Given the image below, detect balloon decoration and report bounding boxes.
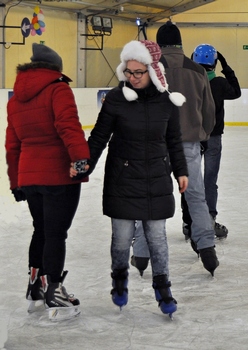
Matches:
[30,6,45,36]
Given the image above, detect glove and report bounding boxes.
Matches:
[200,141,208,155]
[217,51,227,69]
[12,188,26,202]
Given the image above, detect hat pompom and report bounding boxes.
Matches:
[122,84,138,101]
[168,92,186,107]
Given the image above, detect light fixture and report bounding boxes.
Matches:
[136,17,141,26]
[91,16,103,33]
[90,16,113,36]
[102,17,112,35]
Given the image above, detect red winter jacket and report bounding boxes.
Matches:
[5,62,90,190]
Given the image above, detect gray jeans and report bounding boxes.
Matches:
[111,218,169,278]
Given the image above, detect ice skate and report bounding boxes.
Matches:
[110,269,128,310]
[199,246,219,276]
[26,267,45,313]
[215,222,228,239]
[43,271,80,322]
[153,275,177,319]
[131,255,149,276]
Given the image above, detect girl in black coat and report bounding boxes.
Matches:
[71,40,188,318]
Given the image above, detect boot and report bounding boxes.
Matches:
[153,274,177,319]
[43,271,80,321]
[214,222,228,239]
[26,267,45,313]
[131,255,149,276]
[110,269,128,309]
[199,246,219,276]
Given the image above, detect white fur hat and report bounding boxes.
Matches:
[116,40,186,106]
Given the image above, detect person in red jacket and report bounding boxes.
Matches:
[5,43,90,322]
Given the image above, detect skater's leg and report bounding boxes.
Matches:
[204,135,228,238]
[111,219,135,271]
[42,184,81,281]
[110,219,135,308]
[131,221,150,275]
[42,184,81,320]
[143,219,169,278]
[143,220,177,317]
[25,190,45,275]
[183,142,215,249]
[203,135,221,219]
[133,220,150,258]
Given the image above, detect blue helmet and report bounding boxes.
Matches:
[193,44,217,66]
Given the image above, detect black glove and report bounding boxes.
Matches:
[12,188,26,202]
[200,141,208,155]
[217,51,227,69]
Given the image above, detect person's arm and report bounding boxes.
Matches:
[52,83,90,162]
[71,89,117,179]
[5,114,21,190]
[166,104,188,179]
[217,51,241,100]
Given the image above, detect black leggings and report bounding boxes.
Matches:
[22,184,81,282]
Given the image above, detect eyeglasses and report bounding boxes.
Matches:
[123,69,148,79]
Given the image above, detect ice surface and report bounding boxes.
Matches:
[0,127,248,350]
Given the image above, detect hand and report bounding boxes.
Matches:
[12,188,26,202]
[217,51,227,69]
[70,162,90,180]
[178,176,188,194]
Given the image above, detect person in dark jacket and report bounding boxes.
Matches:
[71,40,188,319]
[181,44,241,240]
[132,22,220,278]
[5,43,90,322]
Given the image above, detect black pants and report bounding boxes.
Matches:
[22,184,81,282]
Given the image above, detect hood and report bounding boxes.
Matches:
[13,62,71,102]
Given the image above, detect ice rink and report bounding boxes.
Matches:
[0,126,248,350]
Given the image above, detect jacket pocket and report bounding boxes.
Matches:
[116,160,129,185]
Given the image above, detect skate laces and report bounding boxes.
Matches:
[60,285,76,301]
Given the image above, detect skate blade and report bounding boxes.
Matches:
[47,306,81,322]
[27,299,45,313]
[215,235,228,240]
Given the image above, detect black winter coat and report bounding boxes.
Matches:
[209,65,241,136]
[88,82,188,220]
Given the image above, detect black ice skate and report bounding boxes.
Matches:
[153,275,177,320]
[215,222,228,239]
[199,246,219,276]
[43,271,80,321]
[111,269,128,310]
[131,255,149,276]
[26,267,45,313]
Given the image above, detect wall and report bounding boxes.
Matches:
[3,0,248,88]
